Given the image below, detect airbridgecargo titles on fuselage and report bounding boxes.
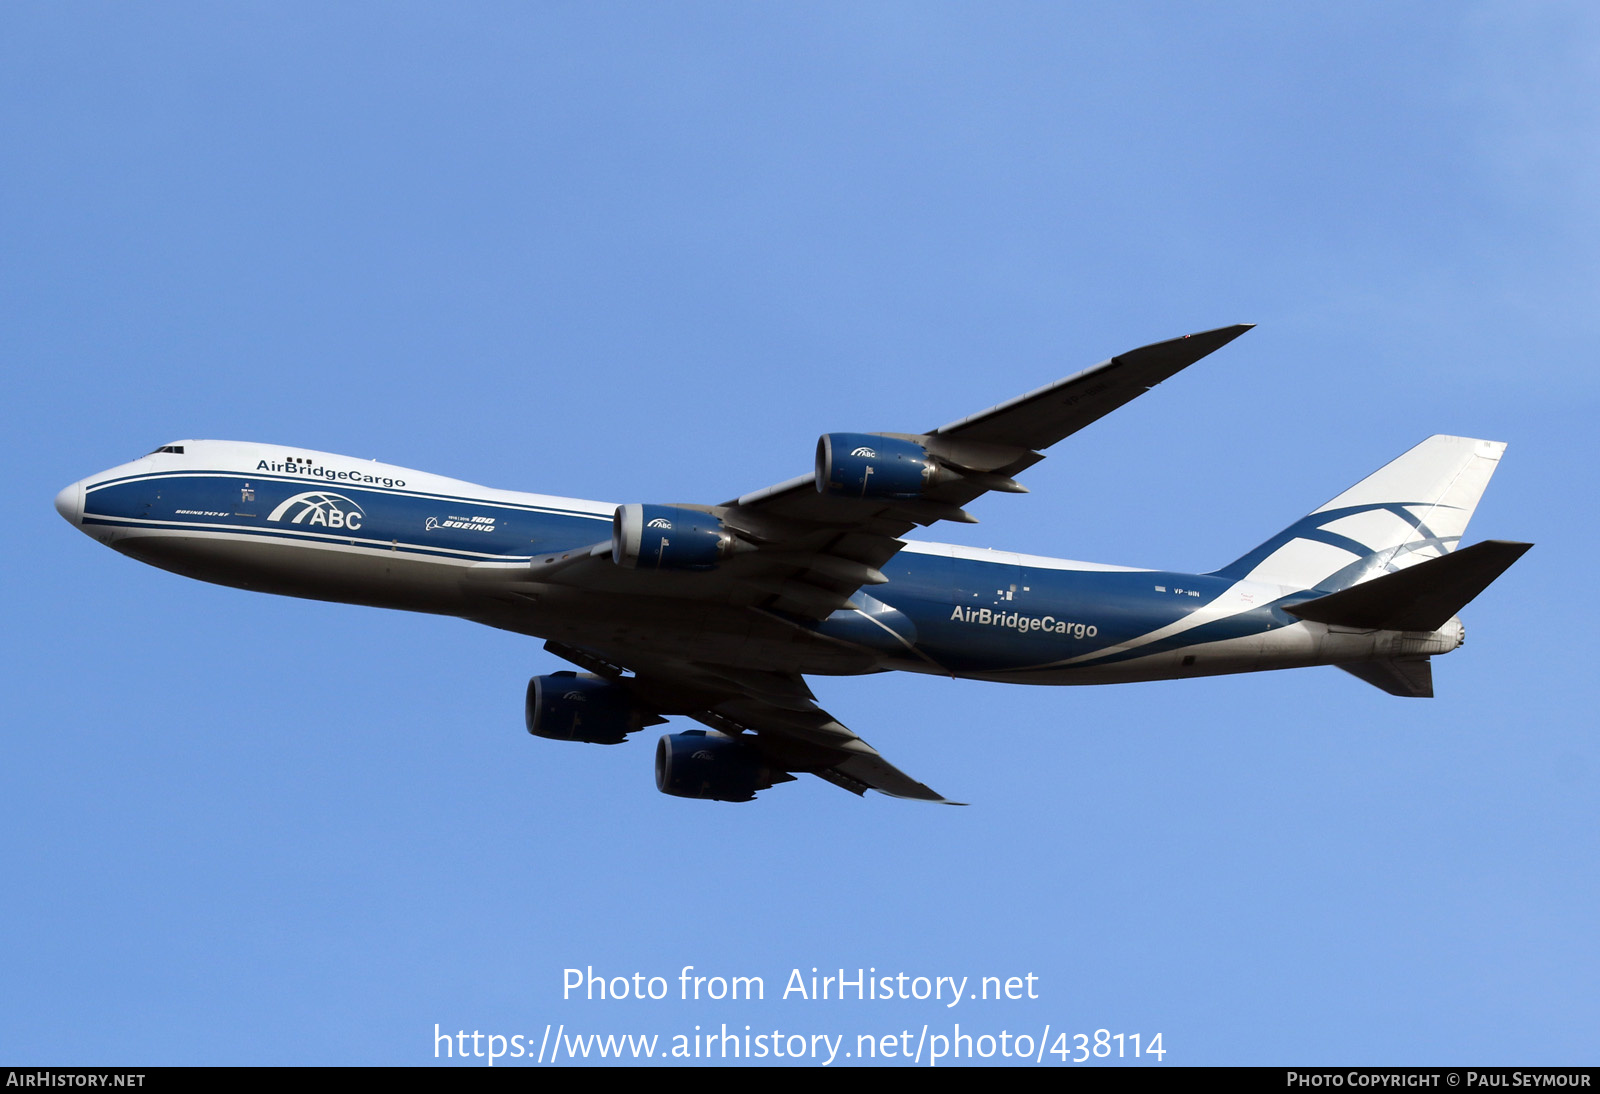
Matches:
[255,458,407,490]
[55,325,1531,805]
[949,606,1098,639]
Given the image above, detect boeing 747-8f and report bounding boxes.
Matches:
[55,326,1529,803]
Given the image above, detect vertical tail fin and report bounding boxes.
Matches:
[1211,436,1507,592]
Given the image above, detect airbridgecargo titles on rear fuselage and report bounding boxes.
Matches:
[55,324,1531,804]
[949,606,1098,639]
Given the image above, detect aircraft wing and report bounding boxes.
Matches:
[490,326,1251,801]
[545,640,960,803]
[932,323,1255,449]
[737,321,1255,530]
[510,324,1253,622]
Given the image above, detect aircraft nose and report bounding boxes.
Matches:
[54,480,84,526]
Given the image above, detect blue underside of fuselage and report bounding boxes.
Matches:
[82,470,1300,678]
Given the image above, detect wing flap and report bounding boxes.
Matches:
[829,751,962,803]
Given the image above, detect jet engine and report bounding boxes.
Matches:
[612,504,740,571]
[816,433,941,500]
[654,730,784,802]
[525,672,640,744]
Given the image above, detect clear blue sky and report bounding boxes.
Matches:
[4,2,1594,1066]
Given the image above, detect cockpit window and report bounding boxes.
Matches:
[147,445,185,455]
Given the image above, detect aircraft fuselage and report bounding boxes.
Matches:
[56,440,1461,689]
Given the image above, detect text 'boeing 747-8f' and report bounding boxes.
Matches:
[55,325,1530,804]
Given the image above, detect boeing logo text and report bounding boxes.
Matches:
[55,326,1530,803]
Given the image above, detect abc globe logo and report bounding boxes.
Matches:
[266,491,365,531]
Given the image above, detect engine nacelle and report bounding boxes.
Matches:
[526,672,638,744]
[613,504,737,571]
[655,731,779,802]
[816,433,939,500]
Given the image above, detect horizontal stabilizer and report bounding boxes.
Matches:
[1340,659,1434,698]
[1286,540,1532,631]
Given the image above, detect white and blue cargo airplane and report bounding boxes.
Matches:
[56,325,1529,804]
